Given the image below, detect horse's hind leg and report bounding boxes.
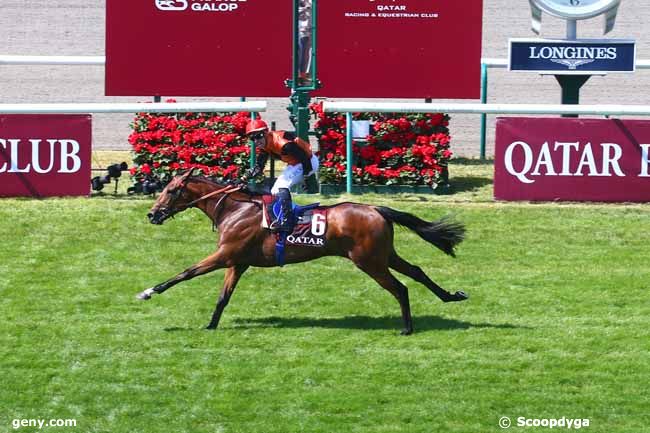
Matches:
[351,256,414,335]
[206,265,248,330]
[389,252,467,302]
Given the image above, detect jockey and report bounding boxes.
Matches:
[240,119,319,232]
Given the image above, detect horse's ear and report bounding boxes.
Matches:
[178,170,193,184]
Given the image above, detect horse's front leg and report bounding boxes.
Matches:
[206,264,249,330]
[136,250,229,300]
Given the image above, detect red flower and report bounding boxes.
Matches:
[364,164,382,177]
[359,146,381,164]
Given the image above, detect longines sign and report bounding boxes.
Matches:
[509,38,636,73]
[0,115,91,197]
[495,117,650,202]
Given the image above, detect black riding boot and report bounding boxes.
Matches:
[271,188,293,233]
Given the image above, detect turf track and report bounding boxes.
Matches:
[1,163,649,432]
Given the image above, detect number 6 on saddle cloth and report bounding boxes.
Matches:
[261,194,327,266]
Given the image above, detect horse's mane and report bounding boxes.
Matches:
[187,176,264,199]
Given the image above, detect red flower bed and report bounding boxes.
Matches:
[129,102,253,184]
[311,102,452,187]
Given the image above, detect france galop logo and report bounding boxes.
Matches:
[155,0,188,11]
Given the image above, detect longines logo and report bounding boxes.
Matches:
[510,38,635,73]
[155,0,247,13]
[529,45,617,70]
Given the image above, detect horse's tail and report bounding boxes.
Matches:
[374,206,465,257]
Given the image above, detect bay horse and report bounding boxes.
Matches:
[138,171,468,335]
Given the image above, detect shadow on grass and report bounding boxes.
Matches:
[451,157,495,166]
[447,176,492,194]
[229,315,522,333]
[446,158,494,195]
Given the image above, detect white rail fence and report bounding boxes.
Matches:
[4,55,650,193]
[0,55,266,113]
[323,101,650,193]
[0,101,267,114]
[0,55,105,65]
[323,101,650,116]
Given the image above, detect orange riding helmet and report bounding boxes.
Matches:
[245,119,269,136]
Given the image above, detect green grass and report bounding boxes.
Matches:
[1,159,649,433]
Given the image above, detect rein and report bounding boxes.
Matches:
[185,185,241,208]
[184,184,242,231]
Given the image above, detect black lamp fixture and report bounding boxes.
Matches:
[127,176,164,196]
[91,162,129,193]
[107,162,129,178]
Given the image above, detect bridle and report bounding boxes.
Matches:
[156,183,241,223]
[185,184,241,208]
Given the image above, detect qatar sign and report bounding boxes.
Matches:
[105,0,292,97]
[316,0,483,98]
[495,117,650,202]
[0,115,91,197]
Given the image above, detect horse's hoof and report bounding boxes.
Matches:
[205,325,217,331]
[454,291,469,301]
[136,288,155,301]
[400,328,413,336]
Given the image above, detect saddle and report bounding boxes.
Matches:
[261,195,328,266]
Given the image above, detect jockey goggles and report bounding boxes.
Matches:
[249,131,266,141]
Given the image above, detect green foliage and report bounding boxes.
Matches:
[310,102,453,188]
[128,107,253,185]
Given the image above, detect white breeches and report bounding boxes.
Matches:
[271,155,319,194]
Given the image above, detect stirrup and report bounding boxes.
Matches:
[269,218,290,232]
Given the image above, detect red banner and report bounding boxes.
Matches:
[105,0,292,97]
[0,115,91,198]
[316,0,483,99]
[495,117,650,202]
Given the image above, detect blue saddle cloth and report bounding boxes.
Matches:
[264,195,320,266]
[269,200,319,225]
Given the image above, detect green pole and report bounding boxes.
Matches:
[289,0,311,143]
[479,62,488,160]
[270,121,276,180]
[346,112,353,194]
[556,75,591,118]
[310,0,318,89]
[287,0,319,193]
[292,0,300,91]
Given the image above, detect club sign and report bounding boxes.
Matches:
[495,117,650,202]
[0,115,91,198]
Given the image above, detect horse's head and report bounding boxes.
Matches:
[147,171,195,225]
